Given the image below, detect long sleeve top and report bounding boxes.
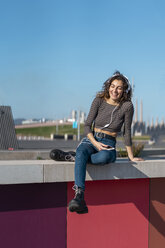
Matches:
[84,97,134,146]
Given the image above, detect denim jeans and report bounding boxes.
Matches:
[74,134,116,190]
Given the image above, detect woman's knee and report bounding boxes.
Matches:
[76,144,89,156]
[99,152,112,164]
[76,145,92,163]
[91,150,116,164]
[76,142,95,155]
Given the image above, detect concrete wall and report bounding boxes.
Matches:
[67,179,149,248]
[149,178,165,248]
[0,160,165,247]
[0,183,67,248]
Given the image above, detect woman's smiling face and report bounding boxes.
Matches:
[109,79,124,102]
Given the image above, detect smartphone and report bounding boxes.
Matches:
[106,145,115,150]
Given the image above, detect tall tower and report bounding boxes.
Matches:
[161,118,164,127]
[131,78,134,98]
[80,111,86,123]
[71,110,77,121]
[151,117,154,127]
[135,99,138,122]
[140,100,143,123]
[155,117,159,127]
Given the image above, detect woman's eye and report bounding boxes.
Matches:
[110,85,123,90]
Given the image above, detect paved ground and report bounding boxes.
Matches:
[18,139,79,150]
[17,140,165,150]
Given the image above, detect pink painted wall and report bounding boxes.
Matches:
[149,178,165,248]
[0,183,67,248]
[1,177,165,247]
[67,179,149,248]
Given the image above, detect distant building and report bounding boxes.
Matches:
[132,99,165,138]
[22,119,41,125]
[67,110,86,124]
[71,110,77,121]
[22,118,46,125]
[80,111,86,123]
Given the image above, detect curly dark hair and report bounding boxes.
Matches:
[97,71,132,104]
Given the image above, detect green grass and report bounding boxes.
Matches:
[132,135,150,140]
[15,124,150,140]
[118,143,144,157]
[117,135,150,141]
[15,124,84,137]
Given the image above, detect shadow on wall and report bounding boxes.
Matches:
[149,178,165,239]
[86,162,165,239]
[0,183,67,212]
[0,182,67,248]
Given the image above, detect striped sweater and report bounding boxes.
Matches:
[84,97,134,146]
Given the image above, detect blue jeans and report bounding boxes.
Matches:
[74,134,116,190]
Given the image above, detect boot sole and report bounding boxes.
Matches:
[68,205,88,214]
[76,207,88,214]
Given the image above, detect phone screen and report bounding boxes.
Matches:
[106,146,115,150]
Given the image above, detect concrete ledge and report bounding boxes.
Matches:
[0,160,44,184]
[0,159,165,185]
[0,150,50,160]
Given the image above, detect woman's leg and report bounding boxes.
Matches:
[75,141,96,190]
[69,139,96,213]
[69,137,116,213]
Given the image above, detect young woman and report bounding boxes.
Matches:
[50,71,143,214]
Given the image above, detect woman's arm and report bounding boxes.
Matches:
[123,102,144,161]
[84,97,101,136]
[126,145,144,161]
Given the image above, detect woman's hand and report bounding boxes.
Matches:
[126,146,144,162]
[129,157,144,162]
[87,133,110,151]
[94,141,109,151]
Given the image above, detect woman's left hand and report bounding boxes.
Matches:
[130,157,144,162]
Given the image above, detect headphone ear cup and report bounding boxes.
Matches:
[126,83,131,93]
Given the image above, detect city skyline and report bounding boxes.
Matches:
[0,0,165,123]
[14,101,164,129]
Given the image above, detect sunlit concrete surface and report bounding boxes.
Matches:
[0,159,165,184]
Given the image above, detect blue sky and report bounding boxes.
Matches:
[0,0,165,124]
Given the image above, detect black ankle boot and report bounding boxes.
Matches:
[49,149,75,162]
[68,186,88,214]
[68,151,76,157]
